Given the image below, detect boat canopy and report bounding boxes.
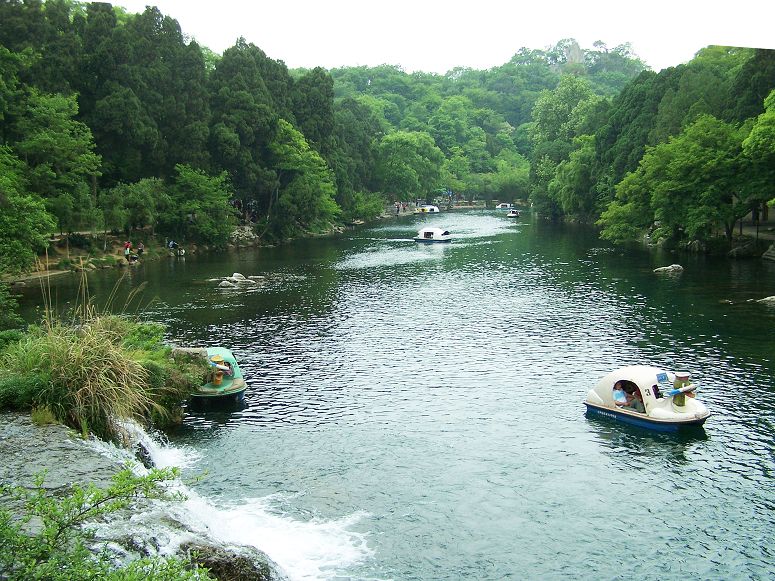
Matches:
[589,365,671,411]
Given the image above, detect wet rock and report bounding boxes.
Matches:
[727,241,759,259]
[218,280,237,288]
[229,226,260,248]
[757,296,775,305]
[0,413,121,492]
[180,542,285,581]
[653,264,683,273]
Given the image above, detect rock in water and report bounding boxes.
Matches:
[653,264,683,273]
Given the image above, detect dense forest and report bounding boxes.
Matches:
[1,0,774,277]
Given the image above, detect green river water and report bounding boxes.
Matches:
[16,210,775,580]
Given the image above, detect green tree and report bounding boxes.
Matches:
[599,114,748,243]
[156,164,235,246]
[0,146,56,273]
[375,131,444,200]
[13,90,101,232]
[208,38,279,219]
[742,89,775,205]
[267,119,340,239]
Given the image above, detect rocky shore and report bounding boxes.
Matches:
[0,412,283,580]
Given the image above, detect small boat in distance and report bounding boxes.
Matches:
[506,209,521,218]
[584,365,710,432]
[414,204,440,214]
[414,227,452,243]
[174,346,247,408]
[495,203,513,209]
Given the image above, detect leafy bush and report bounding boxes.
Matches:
[122,321,166,351]
[0,329,24,350]
[0,371,49,410]
[0,468,214,580]
[0,284,24,331]
[66,232,94,250]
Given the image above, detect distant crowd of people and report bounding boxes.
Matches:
[122,240,143,263]
[122,238,183,263]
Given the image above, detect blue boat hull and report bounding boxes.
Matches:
[584,403,708,433]
[189,388,245,411]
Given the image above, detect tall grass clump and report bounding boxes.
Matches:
[0,317,155,440]
[0,272,207,440]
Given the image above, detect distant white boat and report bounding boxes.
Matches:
[414,204,440,214]
[414,227,452,243]
[506,209,520,218]
[495,203,513,209]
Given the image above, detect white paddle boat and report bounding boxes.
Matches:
[584,365,710,432]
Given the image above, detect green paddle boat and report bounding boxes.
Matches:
[175,346,247,408]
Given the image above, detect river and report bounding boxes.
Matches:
[15,210,775,580]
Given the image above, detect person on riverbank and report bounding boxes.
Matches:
[123,243,132,262]
[137,242,144,256]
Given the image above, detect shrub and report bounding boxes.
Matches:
[0,468,214,580]
[0,371,49,410]
[0,284,24,331]
[122,321,166,351]
[0,329,24,350]
[30,406,57,425]
[0,321,154,440]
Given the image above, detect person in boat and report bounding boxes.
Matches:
[208,354,233,386]
[624,388,646,413]
[613,381,628,407]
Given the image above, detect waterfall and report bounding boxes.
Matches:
[88,419,372,580]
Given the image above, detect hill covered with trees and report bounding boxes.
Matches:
[1,0,774,276]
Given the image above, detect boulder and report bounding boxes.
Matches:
[653,264,683,273]
[727,242,759,259]
[218,280,237,288]
[757,296,775,305]
[179,542,282,581]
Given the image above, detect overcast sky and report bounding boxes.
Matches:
[114,0,773,73]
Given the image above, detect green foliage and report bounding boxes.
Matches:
[742,88,775,202]
[268,119,341,239]
[0,468,214,580]
[0,283,24,331]
[30,405,57,425]
[121,321,166,351]
[0,371,48,410]
[13,90,102,233]
[0,314,198,440]
[341,191,386,223]
[375,131,444,199]
[156,164,236,246]
[0,147,56,274]
[599,114,749,243]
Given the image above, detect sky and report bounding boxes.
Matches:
[114,0,773,73]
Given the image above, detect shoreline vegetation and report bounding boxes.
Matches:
[0,273,284,579]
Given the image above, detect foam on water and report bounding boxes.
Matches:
[90,420,372,580]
